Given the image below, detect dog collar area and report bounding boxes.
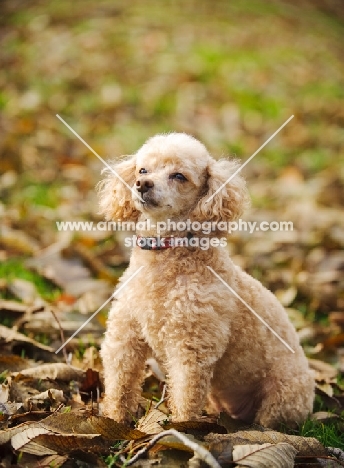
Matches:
[137,232,194,250]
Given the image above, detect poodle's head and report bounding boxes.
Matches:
[98,133,249,225]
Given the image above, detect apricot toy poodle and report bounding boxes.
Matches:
[98,133,314,428]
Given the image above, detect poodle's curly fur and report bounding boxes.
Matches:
[98,133,314,428]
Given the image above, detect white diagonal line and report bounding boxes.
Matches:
[206,115,294,203]
[55,266,144,354]
[207,266,295,353]
[56,114,144,202]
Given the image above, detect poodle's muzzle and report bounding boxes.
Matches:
[135,177,158,206]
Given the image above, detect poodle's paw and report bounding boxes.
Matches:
[101,396,131,424]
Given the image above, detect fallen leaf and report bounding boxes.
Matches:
[82,346,102,369]
[322,333,344,351]
[316,382,334,398]
[0,300,29,315]
[166,419,227,435]
[34,454,68,468]
[0,324,54,354]
[67,243,118,282]
[27,250,112,299]
[38,412,145,440]
[26,389,65,406]
[137,409,167,434]
[329,312,344,328]
[8,278,43,305]
[0,226,40,255]
[275,287,297,307]
[12,363,84,381]
[311,411,341,423]
[0,380,10,404]
[79,367,102,401]
[207,439,233,465]
[11,425,57,455]
[0,412,146,456]
[205,430,326,457]
[308,358,338,381]
[154,433,200,453]
[233,442,297,468]
[0,402,23,417]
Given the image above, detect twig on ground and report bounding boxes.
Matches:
[122,428,221,468]
[154,384,167,410]
[49,307,68,364]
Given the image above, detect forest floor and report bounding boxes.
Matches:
[1,1,344,466]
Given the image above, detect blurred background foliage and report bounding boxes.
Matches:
[0,0,344,357]
[1,2,344,459]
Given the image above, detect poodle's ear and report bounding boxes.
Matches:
[191,159,250,223]
[97,155,139,222]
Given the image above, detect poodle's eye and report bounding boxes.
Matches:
[139,168,147,174]
[169,173,187,182]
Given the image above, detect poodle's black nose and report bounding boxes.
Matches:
[136,178,154,194]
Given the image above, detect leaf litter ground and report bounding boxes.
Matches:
[1,0,344,466]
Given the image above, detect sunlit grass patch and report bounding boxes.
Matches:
[299,418,344,451]
[22,182,61,208]
[0,258,60,301]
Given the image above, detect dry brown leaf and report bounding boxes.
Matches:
[0,300,29,314]
[166,419,228,435]
[0,324,54,353]
[275,287,297,307]
[27,250,112,302]
[0,226,40,254]
[68,242,118,282]
[0,422,28,446]
[0,380,10,404]
[154,433,200,453]
[79,367,102,399]
[322,334,344,351]
[11,426,57,454]
[0,354,32,373]
[137,408,167,434]
[12,363,84,381]
[329,312,344,327]
[82,346,102,369]
[35,454,68,468]
[316,382,334,397]
[205,430,326,457]
[0,412,147,456]
[26,250,90,292]
[312,411,340,422]
[308,358,338,381]
[17,431,104,456]
[207,439,233,465]
[0,402,23,417]
[233,442,297,468]
[8,278,43,305]
[40,412,145,440]
[26,389,65,405]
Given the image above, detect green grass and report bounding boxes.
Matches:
[22,182,61,208]
[299,418,344,450]
[0,258,60,301]
[0,370,8,384]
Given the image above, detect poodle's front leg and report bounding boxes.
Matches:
[166,351,214,422]
[101,310,149,423]
[164,312,229,421]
